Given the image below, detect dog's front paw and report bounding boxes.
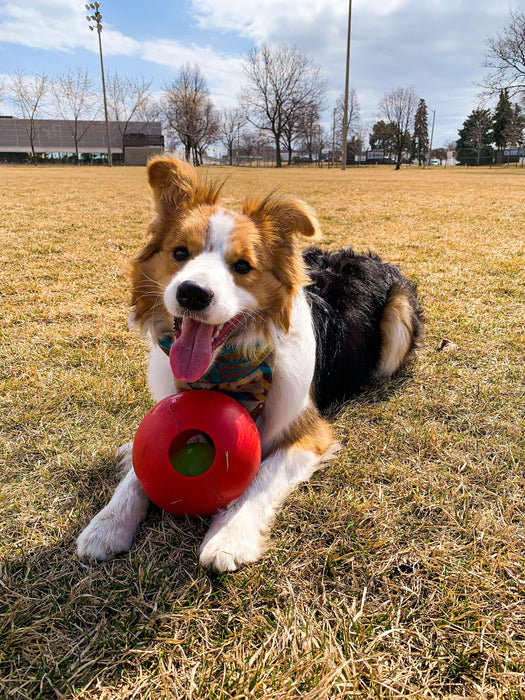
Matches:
[199,521,266,572]
[77,510,136,562]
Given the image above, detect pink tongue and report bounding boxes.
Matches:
[169,319,216,382]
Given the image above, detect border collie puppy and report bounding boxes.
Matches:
[77,156,422,572]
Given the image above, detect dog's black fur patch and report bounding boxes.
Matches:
[303,246,423,410]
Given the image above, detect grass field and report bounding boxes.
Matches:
[0,163,524,699]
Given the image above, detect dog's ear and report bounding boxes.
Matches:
[242,196,320,238]
[147,155,222,217]
[243,196,318,334]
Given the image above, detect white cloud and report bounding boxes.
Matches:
[0,0,139,55]
[141,39,244,103]
[0,0,242,106]
[191,0,348,44]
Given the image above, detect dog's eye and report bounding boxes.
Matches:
[173,246,189,262]
[233,259,252,274]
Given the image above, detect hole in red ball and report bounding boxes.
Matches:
[168,430,216,477]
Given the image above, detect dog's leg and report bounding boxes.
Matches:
[199,442,336,572]
[76,443,150,561]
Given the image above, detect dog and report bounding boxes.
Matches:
[77,155,423,572]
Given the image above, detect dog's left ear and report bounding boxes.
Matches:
[242,197,320,238]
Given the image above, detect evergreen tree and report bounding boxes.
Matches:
[413,98,429,166]
[492,89,513,163]
[456,108,494,166]
[506,104,525,147]
[502,103,525,162]
[369,120,396,157]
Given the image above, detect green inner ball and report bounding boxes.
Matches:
[169,443,215,477]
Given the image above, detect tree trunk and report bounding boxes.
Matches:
[395,147,402,170]
[275,135,282,168]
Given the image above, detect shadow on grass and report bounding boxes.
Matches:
[0,449,226,698]
[322,364,419,421]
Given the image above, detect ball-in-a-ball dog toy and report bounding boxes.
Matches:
[132,390,261,516]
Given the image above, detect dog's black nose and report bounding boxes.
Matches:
[176,281,214,311]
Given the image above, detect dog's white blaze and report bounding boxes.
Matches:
[207,211,235,256]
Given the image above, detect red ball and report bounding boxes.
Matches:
[132,390,261,517]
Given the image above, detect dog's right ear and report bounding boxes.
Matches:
[147,155,222,217]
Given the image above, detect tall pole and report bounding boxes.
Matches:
[331,107,336,166]
[341,0,353,171]
[96,27,112,167]
[86,2,112,166]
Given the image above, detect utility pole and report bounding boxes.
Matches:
[331,107,336,166]
[85,2,112,166]
[341,0,353,171]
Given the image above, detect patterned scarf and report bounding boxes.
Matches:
[158,337,273,421]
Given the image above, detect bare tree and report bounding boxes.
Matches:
[219,107,245,165]
[241,43,326,167]
[378,86,418,170]
[239,128,272,163]
[296,105,324,162]
[51,68,100,164]
[334,88,360,151]
[281,112,298,166]
[483,8,525,101]
[347,126,367,164]
[445,140,457,158]
[106,72,158,140]
[163,64,219,166]
[194,99,220,165]
[8,71,49,165]
[430,147,447,163]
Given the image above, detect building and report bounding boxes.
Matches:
[0,117,164,165]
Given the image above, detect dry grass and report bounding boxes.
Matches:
[0,163,524,699]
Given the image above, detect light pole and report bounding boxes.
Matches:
[331,107,336,166]
[85,2,112,166]
[341,0,352,171]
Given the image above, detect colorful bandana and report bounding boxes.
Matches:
[158,337,273,421]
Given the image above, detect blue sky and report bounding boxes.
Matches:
[0,0,518,148]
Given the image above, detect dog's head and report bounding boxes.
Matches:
[130,155,320,382]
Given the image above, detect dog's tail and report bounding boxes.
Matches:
[375,281,423,378]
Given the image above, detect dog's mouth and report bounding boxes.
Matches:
[169,314,243,382]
